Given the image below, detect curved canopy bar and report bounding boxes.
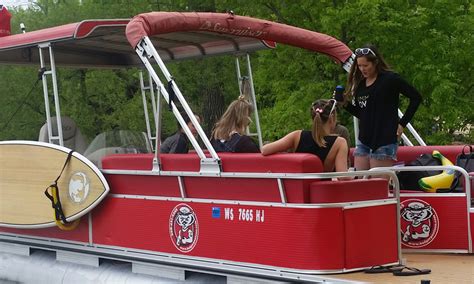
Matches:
[126,12,352,65]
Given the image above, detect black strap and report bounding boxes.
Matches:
[167,79,176,110]
[44,150,74,224]
[220,133,242,152]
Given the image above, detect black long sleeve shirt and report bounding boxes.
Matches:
[345,71,422,150]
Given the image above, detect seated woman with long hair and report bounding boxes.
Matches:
[210,96,259,153]
[261,99,348,172]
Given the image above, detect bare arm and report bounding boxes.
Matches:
[334,137,349,172]
[261,130,301,156]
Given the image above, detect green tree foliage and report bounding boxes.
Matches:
[0,0,472,146]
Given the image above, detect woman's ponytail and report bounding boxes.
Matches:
[310,99,334,147]
[311,107,326,147]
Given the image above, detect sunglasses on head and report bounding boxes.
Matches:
[355,48,376,57]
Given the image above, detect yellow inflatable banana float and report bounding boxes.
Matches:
[419,150,455,193]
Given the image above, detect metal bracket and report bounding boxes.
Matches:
[200,158,221,175]
[137,40,154,59]
[342,54,355,73]
[152,157,161,172]
[38,42,51,49]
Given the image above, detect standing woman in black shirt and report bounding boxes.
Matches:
[342,45,422,170]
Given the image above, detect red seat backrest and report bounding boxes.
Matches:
[349,145,465,165]
[396,145,465,165]
[310,178,389,203]
[102,153,324,203]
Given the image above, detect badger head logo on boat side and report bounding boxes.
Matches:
[400,199,439,248]
[169,204,199,253]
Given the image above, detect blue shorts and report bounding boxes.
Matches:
[354,142,398,161]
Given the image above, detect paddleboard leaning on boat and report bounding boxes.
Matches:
[0,10,472,283]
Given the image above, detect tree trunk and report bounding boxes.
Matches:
[202,83,225,137]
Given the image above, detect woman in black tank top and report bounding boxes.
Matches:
[262,99,348,172]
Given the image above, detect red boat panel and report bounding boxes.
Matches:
[91,197,400,270]
[106,174,181,197]
[344,204,399,268]
[310,179,389,203]
[470,210,474,241]
[126,12,352,64]
[183,177,314,203]
[400,196,469,250]
[0,216,90,242]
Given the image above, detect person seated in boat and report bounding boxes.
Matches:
[210,95,259,153]
[160,111,201,154]
[261,99,348,172]
[334,123,350,149]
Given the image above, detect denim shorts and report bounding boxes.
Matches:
[354,142,398,161]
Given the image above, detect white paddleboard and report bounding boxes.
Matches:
[0,140,109,228]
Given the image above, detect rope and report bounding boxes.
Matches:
[0,67,46,132]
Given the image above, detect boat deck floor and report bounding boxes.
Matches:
[328,253,474,283]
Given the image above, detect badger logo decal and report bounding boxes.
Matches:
[400,199,439,248]
[169,204,199,253]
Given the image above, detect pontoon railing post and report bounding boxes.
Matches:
[152,85,162,172]
[38,43,63,147]
[353,117,359,145]
[49,45,63,147]
[135,37,220,173]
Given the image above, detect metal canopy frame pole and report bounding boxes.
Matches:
[234,56,263,149]
[246,54,263,149]
[153,84,163,172]
[235,57,242,94]
[135,37,220,174]
[38,43,63,147]
[139,70,159,150]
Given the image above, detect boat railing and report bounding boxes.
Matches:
[102,166,400,203]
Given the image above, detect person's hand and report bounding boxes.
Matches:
[397,124,404,139]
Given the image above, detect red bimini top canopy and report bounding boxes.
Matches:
[0,15,274,68]
[0,19,133,68]
[126,12,352,65]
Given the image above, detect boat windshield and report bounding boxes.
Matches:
[83,130,152,167]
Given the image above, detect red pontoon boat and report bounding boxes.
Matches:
[0,12,472,283]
